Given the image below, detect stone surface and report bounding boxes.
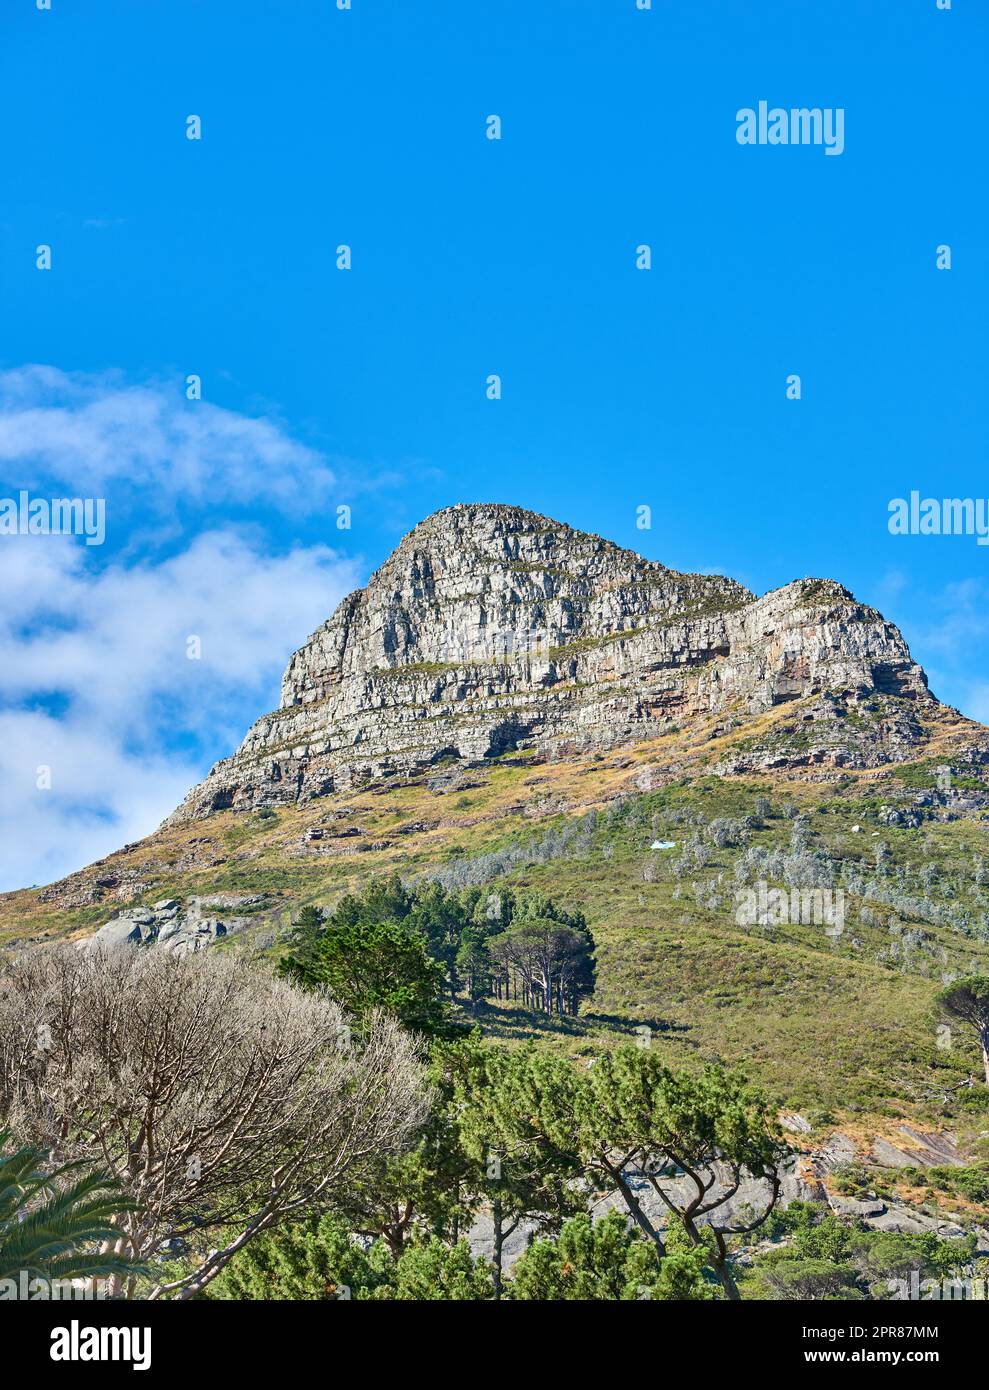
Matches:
[828,1193,887,1218]
[870,1126,964,1169]
[86,897,255,955]
[165,504,938,823]
[867,1208,969,1240]
[814,1132,860,1172]
[466,1153,989,1270]
[88,916,153,950]
[780,1112,813,1134]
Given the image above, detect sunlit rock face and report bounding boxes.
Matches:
[165,503,932,823]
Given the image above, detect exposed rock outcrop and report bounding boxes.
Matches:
[166,503,934,823]
[85,897,257,956]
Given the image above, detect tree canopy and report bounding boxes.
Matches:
[280,875,595,1030]
[935,975,989,1084]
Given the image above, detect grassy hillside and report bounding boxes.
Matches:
[4,697,989,1181]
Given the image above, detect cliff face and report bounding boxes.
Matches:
[166,503,932,823]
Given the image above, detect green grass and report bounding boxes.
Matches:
[891,757,987,792]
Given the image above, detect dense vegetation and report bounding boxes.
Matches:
[739,1202,982,1302]
[280,876,596,1030]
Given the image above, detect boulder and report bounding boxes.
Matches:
[89,917,152,950]
[86,900,249,957]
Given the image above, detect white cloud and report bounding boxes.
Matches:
[895,579,989,723]
[956,683,989,725]
[0,532,358,727]
[0,366,366,893]
[912,579,989,661]
[0,533,361,892]
[0,364,337,510]
[873,568,908,604]
[0,707,199,893]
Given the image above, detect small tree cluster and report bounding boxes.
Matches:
[282,876,595,1024]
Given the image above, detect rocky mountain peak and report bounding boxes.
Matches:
[165,504,933,823]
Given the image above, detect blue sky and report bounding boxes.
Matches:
[0,0,986,889]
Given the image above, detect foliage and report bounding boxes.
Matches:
[375,1237,495,1301]
[282,910,449,1034]
[208,1213,385,1301]
[210,1220,494,1302]
[335,1037,486,1257]
[487,893,596,1014]
[0,944,429,1299]
[0,1132,142,1295]
[742,1200,977,1300]
[935,976,989,1084]
[746,1256,865,1301]
[912,1162,989,1205]
[510,1211,712,1300]
[281,875,595,1026]
[451,1039,585,1297]
[452,1042,787,1300]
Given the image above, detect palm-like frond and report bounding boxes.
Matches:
[0,1130,144,1289]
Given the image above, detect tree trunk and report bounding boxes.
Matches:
[712,1252,741,1301]
[492,1197,505,1301]
[384,1204,411,1260]
[692,1224,740,1301]
[603,1160,666,1256]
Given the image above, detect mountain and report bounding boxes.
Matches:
[6,503,989,1147]
[166,502,937,824]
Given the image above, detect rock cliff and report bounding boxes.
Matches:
[166,503,933,823]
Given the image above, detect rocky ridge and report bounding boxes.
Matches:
[167,504,936,824]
